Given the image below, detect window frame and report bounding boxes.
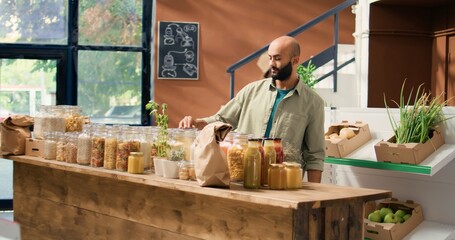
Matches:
[0,0,154,210]
[0,0,153,125]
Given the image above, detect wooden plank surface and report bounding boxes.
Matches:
[14,162,294,240]
[9,155,392,209]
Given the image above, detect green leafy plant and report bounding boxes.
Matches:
[384,81,451,144]
[296,60,317,89]
[145,100,169,158]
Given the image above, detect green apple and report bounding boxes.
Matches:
[402,214,412,221]
[383,213,398,223]
[379,207,393,220]
[368,212,382,223]
[395,209,406,218]
[396,216,404,223]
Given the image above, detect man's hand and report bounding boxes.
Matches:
[178,116,207,129]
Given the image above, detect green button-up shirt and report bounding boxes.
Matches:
[202,78,325,172]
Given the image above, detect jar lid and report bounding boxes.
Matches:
[130,152,144,156]
[270,163,284,169]
[283,162,301,168]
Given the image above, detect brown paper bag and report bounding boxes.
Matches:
[193,122,232,187]
[1,115,34,155]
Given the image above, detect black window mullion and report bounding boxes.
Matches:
[65,0,78,106]
[142,0,153,125]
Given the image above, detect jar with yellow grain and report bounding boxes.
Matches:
[227,133,248,182]
[104,126,119,170]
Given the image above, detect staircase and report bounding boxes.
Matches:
[226,0,358,107]
[313,44,359,107]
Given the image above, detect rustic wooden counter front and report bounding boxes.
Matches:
[9,156,391,240]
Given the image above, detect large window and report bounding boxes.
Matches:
[0,0,153,124]
[0,0,68,45]
[0,0,154,210]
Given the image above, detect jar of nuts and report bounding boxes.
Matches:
[227,133,248,182]
[178,160,196,181]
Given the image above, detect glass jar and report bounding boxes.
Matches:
[168,128,185,162]
[262,138,276,186]
[243,138,262,189]
[227,133,248,182]
[146,127,160,172]
[64,105,84,132]
[55,132,67,161]
[268,163,286,190]
[255,138,267,186]
[178,160,190,180]
[104,126,119,170]
[77,124,92,165]
[47,106,66,133]
[33,105,49,139]
[182,128,197,161]
[284,162,303,189]
[43,131,57,160]
[90,125,106,167]
[187,160,196,181]
[273,138,284,163]
[128,152,144,174]
[219,132,234,161]
[189,130,200,162]
[140,127,156,171]
[65,132,78,164]
[116,127,141,171]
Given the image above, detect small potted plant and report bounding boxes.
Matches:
[375,81,452,164]
[146,100,174,177]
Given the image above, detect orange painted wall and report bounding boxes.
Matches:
[154,0,355,127]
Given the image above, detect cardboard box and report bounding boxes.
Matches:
[25,138,44,157]
[324,121,371,158]
[364,198,424,240]
[374,126,444,165]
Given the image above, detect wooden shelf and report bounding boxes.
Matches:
[325,137,455,176]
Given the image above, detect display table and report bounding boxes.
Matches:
[9,155,391,240]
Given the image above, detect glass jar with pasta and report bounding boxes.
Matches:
[90,125,106,167]
[65,132,78,164]
[104,126,119,170]
[227,133,248,182]
[116,127,141,171]
[64,105,84,132]
[55,132,67,161]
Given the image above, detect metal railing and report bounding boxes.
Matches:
[226,0,357,98]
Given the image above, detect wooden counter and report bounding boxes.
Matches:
[9,155,391,240]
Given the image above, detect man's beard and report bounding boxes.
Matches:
[271,61,293,81]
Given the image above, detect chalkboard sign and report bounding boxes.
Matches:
[158,21,199,80]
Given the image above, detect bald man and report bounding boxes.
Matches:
[179,36,325,183]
